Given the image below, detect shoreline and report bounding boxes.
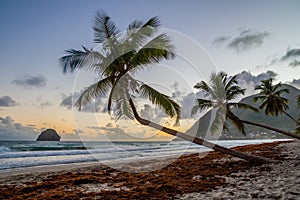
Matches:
[0,139,292,177]
[0,140,298,199]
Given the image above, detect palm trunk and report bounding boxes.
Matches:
[282,110,298,124]
[240,119,300,140]
[127,97,273,163]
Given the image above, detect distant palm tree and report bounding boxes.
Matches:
[192,72,258,135]
[60,11,270,163]
[193,72,300,140]
[254,79,297,123]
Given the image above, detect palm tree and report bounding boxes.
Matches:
[60,11,271,163]
[254,79,297,123]
[193,72,300,140]
[192,72,259,135]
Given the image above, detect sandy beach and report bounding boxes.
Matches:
[0,140,299,199]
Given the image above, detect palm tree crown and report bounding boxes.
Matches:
[60,12,180,124]
[253,78,296,122]
[192,72,258,135]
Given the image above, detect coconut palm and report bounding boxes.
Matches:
[60,11,271,163]
[192,72,259,135]
[193,72,300,140]
[254,78,297,123]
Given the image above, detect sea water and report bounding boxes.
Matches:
[0,139,289,172]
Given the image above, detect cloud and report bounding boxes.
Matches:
[0,96,18,107]
[228,30,270,52]
[281,48,300,61]
[289,60,300,67]
[140,104,156,119]
[280,48,300,67]
[60,92,107,113]
[235,70,278,95]
[12,75,46,88]
[40,101,52,108]
[288,79,300,89]
[213,36,231,47]
[213,29,270,53]
[0,116,39,140]
[35,96,52,108]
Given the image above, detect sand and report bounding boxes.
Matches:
[0,140,298,199]
[178,141,300,199]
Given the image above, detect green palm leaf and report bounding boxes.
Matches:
[139,84,180,125]
[60,46,105,73]
[129,33,175,73]
[228,102,259,113]
[75,76,113,110]
[191,99,214,116]
[93,11,119,44]
[254,78,291,117]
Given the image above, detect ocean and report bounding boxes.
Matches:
[0,139,289,173]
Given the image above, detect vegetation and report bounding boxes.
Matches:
[193,73,300,140]
[60,11,271,163]
[192,72,258,135]
[254,78,297,123]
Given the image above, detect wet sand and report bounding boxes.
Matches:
[0,140,298,199]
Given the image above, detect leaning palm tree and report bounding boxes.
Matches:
[60,11,271,163]
[193,72,300,140]
[254,78,297,123]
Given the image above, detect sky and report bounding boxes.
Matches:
[0,0,300,141]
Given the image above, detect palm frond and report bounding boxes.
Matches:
[93,11,119,44]
[113,92,134,120]
[75,76,113,110]
[253,94,266,103]
[228,102,259,112]
[274,88,289,96]
[194,81,212,96]
[125,17,161,49]
[226,109,246,135]
[60,46,105,73]
[208,106,226,135]
[129,33,175,72]
[191,99,213,116]
[226,85,245,101]
[225,75,238,91]
[139,84,180,125]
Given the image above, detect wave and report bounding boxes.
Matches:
[0,146,11,152]
[9,146,87,151]
[0,144,198,159]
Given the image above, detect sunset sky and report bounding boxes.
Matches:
[0,0,300,141]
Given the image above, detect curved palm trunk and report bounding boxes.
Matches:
[240,119,300,140]
[282,110,298,124]
[127,97,273,163]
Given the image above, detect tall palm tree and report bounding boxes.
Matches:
[60,11,271,163]
[254,79,297,123]
[193,72,300,140]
